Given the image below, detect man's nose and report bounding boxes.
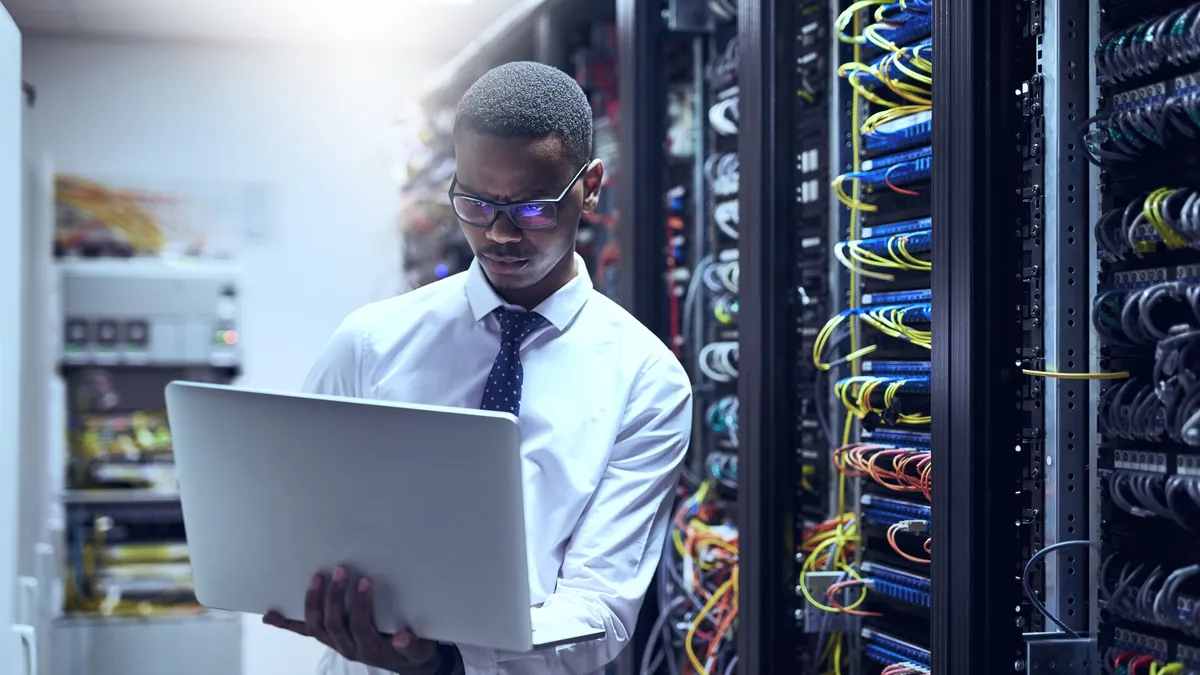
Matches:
[486,214,523,244]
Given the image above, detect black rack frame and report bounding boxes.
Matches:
[616,0,667,328]
[736,0,800,671]
[930,1,1027,673]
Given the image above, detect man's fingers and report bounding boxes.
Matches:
[262,611,309,636]
[304,573,334,646]
[323,566,356,655]
[391,630,437,664]
[347,577,387,653]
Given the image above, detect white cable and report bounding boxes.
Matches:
[708,96,739,136]
[717,261,739,293]
[714,200,739,239]
[698,341,739,382]
[702,263,727,293]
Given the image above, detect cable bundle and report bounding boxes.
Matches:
[708,96,740,137]
[813,304,932,370]
[834,376,931,427]
[1094,319,1200,445]
[1100,555,1200,642]
[1107,651,1191,675]
[839,39,932,109]
[55,175,169,255]
[641,482,738,675]
[834,229,932,280]
[713,200,739,239]
[1083,89,1200,166]
[707,452,738,486]
[1106,468,1200,533]
[798,514,873,672]
[835,443,931,500]
[1096,189,1200,259]
[706,396,739,448]
[698,342,739,382]
[705,38,739,88]
[1095,4,1200,85]
[881,664,931,675]
[704,153,740,198]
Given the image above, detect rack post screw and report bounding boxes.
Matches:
[1015,660,1025,671]
[794,609,805,621]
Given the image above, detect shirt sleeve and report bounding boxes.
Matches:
[302,312,368,397]
[456,354,693,675]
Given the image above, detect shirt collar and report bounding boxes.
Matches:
[465,252,593,331]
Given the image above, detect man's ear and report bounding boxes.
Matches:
[581,159,605,213]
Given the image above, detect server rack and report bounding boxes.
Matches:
[618,1,1135,674]
[732,0,1083,673]
[1088,1,1200,673]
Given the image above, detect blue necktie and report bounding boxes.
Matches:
[480,308,546,416]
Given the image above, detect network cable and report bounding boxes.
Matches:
[834,229,931,279]
[699,341,739,382]
[835,375,931,427]
[713,200,740,239]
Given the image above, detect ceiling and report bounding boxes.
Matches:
[2,0,515,59]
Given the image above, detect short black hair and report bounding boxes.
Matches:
[454,61,593,166]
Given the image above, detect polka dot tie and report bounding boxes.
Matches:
[480,308,546,416]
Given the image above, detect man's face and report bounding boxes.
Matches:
[451,130,603,291]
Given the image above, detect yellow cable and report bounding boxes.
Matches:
[1022,369,1131,380]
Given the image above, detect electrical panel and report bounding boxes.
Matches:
[1088,1,1200,673]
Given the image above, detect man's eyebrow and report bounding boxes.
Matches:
[455,183,552,202]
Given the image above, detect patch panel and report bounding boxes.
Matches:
[860,360,931,375]
[1112,628,1171,662]
[860,145,931,172]
[836,374,930,393]
[862,429,931,449]
[857,158,932,191]
[860,11,932,59]
[1180,643,1200,670]
[863,110,932,154]
[860,216,932,238]
[861,628,931,668]
[844,229,931,257]
[855,40,934,94]
[1105,264,1200,290]
[861,288,931,305]
[861,494,932,522]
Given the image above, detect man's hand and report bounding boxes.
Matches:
[262,565,458,675]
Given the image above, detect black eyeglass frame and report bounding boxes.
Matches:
[447,162,591,230]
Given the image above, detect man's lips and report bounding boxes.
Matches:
[481,254,529,273]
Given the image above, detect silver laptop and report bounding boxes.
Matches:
[164,381,605,652]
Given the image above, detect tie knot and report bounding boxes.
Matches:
[494,308,546,343]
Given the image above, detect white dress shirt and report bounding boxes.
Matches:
[304,254,693,675]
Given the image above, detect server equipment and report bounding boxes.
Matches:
[1088,1,1200,673]
[617,0,1093,673]
[49,259,243,675]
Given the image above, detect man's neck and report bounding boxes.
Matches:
[496,253,577,311]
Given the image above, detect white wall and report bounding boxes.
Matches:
[22,37,441,675]
[0,5,23,675]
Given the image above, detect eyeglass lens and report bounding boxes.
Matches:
[452,196,558,229]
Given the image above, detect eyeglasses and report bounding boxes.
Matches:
[448,162,590,230]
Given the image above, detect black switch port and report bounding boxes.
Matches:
[65,319,90,346]
[95,320,119,347]
[124,320,149,347]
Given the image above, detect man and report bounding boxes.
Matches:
[262,61,693,675]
